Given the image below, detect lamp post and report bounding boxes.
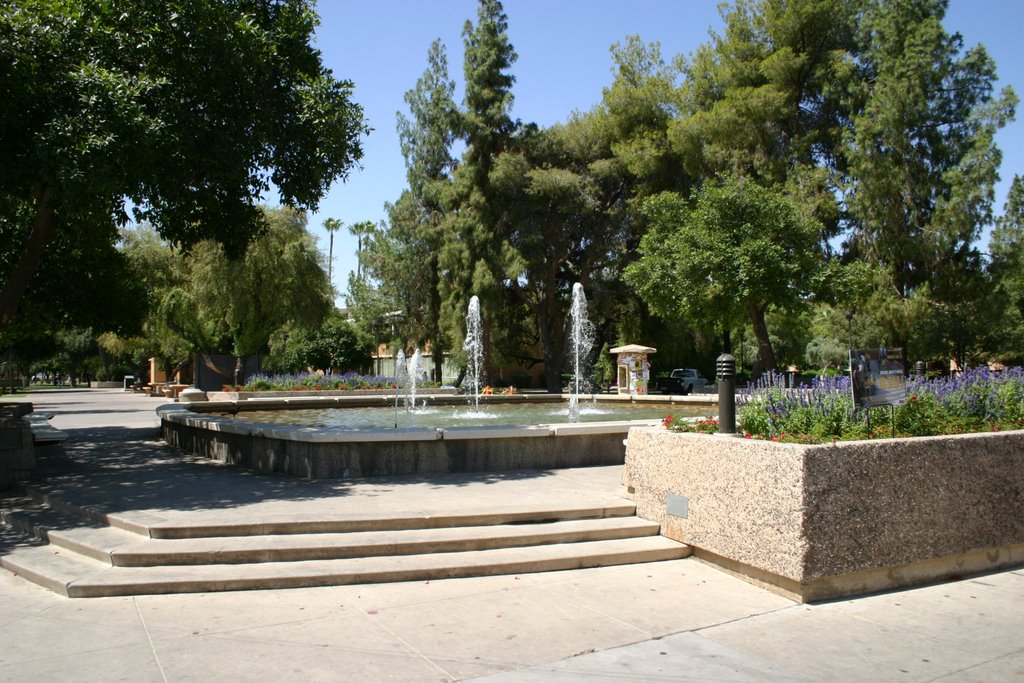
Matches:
[716,353,737,435]
[844,309,854,372]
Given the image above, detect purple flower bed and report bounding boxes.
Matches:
[228,372,444,392]
[666,367,1024,442]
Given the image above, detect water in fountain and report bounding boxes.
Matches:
[567,282,596,423]
[393,349,407,428]
[464,295,484,412]
[407,348,424,411]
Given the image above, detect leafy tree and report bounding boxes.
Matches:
[0,207,147,352]
[95,331,147,382]
[54,327,96,386]
[189,207,331,381]
[626,177,823,372]
[122,208,330,384]
[267,312,370,375]
[347,199,440,353]
[488,121,631,391]
[120,224,200,378]
[0,0,367,331]
[438,0,519,376]
[987,175,1024,363]
[843,0,1016,350]
[805,335,847,373]
[350,38,461,382]
[597,36,687,198]
[673,0,856,242]
[583,39,713,367]
[394,39,458,380]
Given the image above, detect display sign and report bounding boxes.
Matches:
[850,347,907,408]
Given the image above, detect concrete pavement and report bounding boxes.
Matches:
[0,388,1021,681]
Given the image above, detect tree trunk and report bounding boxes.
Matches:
[747,301,777,375]
[0,183,57,330]
[432,345,444,385]
[537,304,563,394]
[429,255,444,383]
[197,352,233,379]
[482,315,494,387]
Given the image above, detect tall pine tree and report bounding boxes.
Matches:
[395,39,458,381]
[844,0,1016,324]
[438,0,520,376]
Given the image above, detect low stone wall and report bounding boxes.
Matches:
[161,405,651,479]
[623,427,1024,602]
[206,387,460,401]
[0,403,35,490]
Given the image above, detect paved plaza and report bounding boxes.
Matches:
[0,389,1021,681]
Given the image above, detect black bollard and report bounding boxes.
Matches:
[915,361,925,378]
[717,353,736,435]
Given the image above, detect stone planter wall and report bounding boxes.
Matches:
[160,404,649,479]
[206,388,459,401]
[0,403,34,490]
[623,427,1024,602]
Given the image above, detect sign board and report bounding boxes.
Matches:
[850,347,907,408]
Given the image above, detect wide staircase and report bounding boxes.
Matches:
[0,483,689,598]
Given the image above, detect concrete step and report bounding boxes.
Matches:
[2,488,689,599]
[17,483,638,538]
[3,499,663,565]
[0,495,82,541]
[141,503,642,539]
[0,542,111,597]
[108,517,663,566]
[1,536,691,598]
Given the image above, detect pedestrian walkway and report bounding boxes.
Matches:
[0,389,1021,681]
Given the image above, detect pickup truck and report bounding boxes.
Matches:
[652,368,710,395]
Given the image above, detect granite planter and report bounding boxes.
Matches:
[205,388,459,401]
[623,426,1024,602]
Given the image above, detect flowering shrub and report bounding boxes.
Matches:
[663,415,719,434]
[738,372,861,441]
[662,366,1024,444]
[227,372,442,392]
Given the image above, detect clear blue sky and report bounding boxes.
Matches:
[306,0,1024,304]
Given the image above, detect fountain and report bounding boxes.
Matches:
[393,349,407,428]
[407,348,424,411]
[567,283,596,422]
[464,295,484,412]
[158,289,713,480]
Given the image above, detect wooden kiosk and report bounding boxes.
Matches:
[609,344,656,396]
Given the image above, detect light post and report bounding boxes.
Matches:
[844,309,854,372]
[716,353,737,435]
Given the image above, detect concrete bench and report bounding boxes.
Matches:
[26,414,68,444]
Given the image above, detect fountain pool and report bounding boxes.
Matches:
[159,395,715,480]
[220,399,687,430]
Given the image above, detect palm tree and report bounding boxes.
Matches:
[348,220,375,278]
[322,218,343,286]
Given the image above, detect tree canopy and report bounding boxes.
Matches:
[626,177,823,372]
[42,0,1015,387]
[120,207,331,378]
[344,0,1020,384]
[0,0,368,330]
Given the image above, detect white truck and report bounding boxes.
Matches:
[652,368,710,395]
